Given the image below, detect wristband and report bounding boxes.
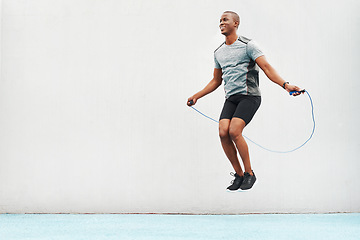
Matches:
[282,82,289,89]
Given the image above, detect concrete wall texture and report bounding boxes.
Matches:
[1,0,359,214]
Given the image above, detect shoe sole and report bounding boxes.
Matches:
[226,189,249,193]
[240,182,256,190]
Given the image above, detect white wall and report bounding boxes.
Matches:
[1,0,359,214]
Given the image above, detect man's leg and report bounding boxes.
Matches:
[219,119,244,176]
[228,117,253,175]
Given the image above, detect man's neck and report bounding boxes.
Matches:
[225,32,238,45]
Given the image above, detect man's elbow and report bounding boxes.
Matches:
[260,62,271,72]
[261,63,274,77]
[214,77,222,86]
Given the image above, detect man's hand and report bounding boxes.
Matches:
[187,97,197,106]
[285,83,303,96]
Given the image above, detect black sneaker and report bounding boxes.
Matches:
[227,172,244,191]
[240,170,256,190]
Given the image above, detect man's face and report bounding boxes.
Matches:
[219,13,238,36]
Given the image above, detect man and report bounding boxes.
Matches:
[187,11,302,191]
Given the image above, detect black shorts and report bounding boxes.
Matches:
[219,94,261,125]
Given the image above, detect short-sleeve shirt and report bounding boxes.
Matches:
[214,36,264,98]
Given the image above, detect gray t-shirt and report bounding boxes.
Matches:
[214,36,264,98]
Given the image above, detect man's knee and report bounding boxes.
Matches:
[229,128,242,141]
[219,127,230,140]
[219,120,231,140]
[229,118,245,141]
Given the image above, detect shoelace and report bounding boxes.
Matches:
[230,172,235,184]
[229,172,242,184]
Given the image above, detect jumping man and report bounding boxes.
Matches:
[187,11,302,191]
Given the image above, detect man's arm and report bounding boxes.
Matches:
[187,68,223,106]
[255,56,302,96]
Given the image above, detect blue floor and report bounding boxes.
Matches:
[0,213,359,240]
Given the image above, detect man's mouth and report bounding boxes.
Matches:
[220,26,225,31]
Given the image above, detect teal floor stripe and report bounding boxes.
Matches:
[0,213,359,240]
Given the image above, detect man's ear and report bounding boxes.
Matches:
[234,21,239,28]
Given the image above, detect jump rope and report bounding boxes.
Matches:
[188,90,315,153]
